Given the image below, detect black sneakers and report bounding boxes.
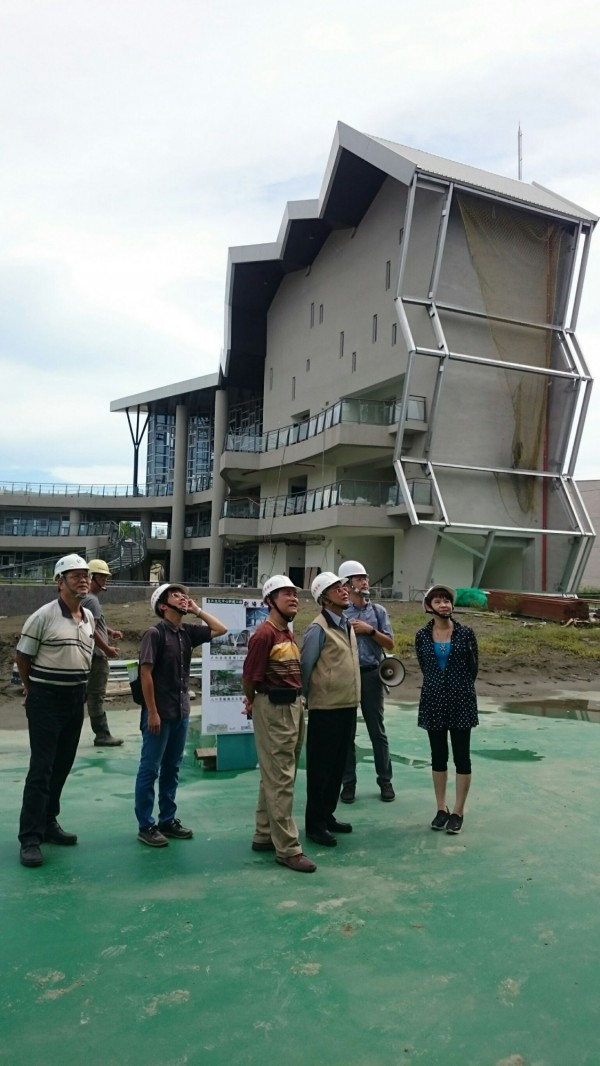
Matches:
[446,813,464,835]
[340,784,355,804]
[431,808,450,831]
[380,782,395,802]
[158,818,193,840]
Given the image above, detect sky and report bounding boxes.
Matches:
[1,0,599,487]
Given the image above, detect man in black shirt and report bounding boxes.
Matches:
[134,583,227,847]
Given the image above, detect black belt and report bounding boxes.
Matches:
[360,665,379,673]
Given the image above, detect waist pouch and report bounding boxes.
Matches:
[267,688,299,705]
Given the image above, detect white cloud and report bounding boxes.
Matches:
[0,0,598,485]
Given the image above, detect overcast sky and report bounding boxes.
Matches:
[1,0,598,488]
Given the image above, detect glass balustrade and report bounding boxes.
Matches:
[221,478,432,519]
[224,396,426,454]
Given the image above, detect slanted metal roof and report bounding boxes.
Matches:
[110,372,219,414]
[369,134,598,223]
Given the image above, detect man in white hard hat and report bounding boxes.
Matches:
[15,554,95,868]
[242,576,316,873]
[300,572,360,848]
[81,559,124,746]
[134,583,227,847]
[338,560,395,804]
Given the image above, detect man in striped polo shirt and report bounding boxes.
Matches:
[15,554,95,868]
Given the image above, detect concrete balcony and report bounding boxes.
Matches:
[219,479,433,539]
[220,397,427,479]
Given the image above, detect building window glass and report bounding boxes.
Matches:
[292,376,296,400]
[306,358,310,372]
[310,302,315,327]
[392,322,397,346]
[351,352,357,373]
[339,331,344,358]
[269,367,273,391]
[319,303,324,324]
[372,314,378,343]
[385,260,391,290]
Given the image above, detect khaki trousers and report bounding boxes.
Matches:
[251,693,304,859]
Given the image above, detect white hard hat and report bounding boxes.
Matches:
[54,554,89,579]
[262,575,297,601]
[338,560,368,580]
[88,558,112,576]
[311,571,347,604]
[423,584,456,609]
[150,582,188,617]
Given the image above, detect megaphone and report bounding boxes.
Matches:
[378,655,406,688]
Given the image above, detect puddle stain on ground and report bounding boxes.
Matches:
[499,697,600,723]
[474,748,544,762]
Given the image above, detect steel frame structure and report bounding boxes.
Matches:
[391,172,595,593]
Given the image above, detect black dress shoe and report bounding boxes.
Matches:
[43,822,78,846]
[306,830,338,847]
[327,819,353,834]
[20,844,43,867]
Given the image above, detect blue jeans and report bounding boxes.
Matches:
[134,712,189,830]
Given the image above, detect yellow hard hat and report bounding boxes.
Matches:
[88,559,112,576]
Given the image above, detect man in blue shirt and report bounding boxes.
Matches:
[338,561,395,804]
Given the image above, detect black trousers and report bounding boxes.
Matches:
[305,707,357,835]
[19,684,85,845]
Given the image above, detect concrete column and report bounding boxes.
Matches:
[69,508,81,536]
[139,512,152,541]
[402,526,438,600]
[209,389,228,585]
[169,404,188,583]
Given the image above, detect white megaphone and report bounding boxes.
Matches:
[378,655,406,688]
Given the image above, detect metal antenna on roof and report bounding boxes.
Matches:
[517,122,523,180]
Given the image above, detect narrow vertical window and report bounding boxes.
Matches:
[339,331,344,358]
[391,323,397,346]
[385,260,391,290]
[398,226,404,245]
[310,302,315,327]
[269,367,273,390]
[351,351,357,373]
[306,358,310,372]
[292,376,296,400]
[319,303,324,324]
[372,314,378,343]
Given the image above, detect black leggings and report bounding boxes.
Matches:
[428,729,472,775]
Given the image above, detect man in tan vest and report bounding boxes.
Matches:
[301,572,361,847]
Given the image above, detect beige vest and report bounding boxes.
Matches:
[307,612,361,710]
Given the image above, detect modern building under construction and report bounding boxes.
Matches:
[2,122,596,592]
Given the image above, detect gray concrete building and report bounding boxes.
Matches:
[2,123,597,592]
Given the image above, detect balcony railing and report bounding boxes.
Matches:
[0,476,212,500]
[224,396,426,454]
[0,519,118,538]
[222,478,432,519]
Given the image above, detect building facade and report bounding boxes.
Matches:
[2,123,597,592]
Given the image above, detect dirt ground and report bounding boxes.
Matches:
[2,597,599,730]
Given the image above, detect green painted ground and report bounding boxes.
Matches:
[1,696,599,1066]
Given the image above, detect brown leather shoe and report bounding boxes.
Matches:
[276,852,317,873]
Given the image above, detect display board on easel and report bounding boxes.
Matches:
[200,597,268,768]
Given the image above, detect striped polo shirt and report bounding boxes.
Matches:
[17,597,95,687]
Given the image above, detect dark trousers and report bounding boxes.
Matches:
[428,728,472,775]
[343,668,392,787]
[19,684,85,845]
[305,707,357,835]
